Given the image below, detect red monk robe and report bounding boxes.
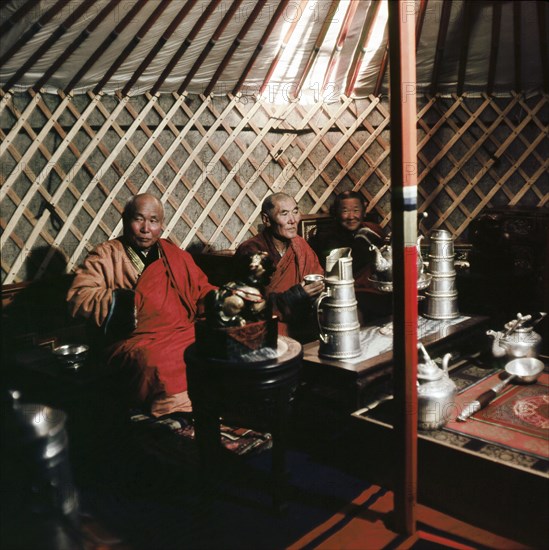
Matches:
[67,238,215,415]
[236,231,323,342]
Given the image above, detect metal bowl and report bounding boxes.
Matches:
[52,344,89,369]
[505,357,545,384]
[368,273,432,294]
[368,277,393,293]
[304,274,324,284]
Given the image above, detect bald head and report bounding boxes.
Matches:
[123,194,164,251]
[123,194,163,222]
[261,192,300,241]
[261,193,294,215]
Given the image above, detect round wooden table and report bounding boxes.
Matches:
[185,336,303,511]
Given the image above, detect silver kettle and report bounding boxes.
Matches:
[417,345,456,430]
[486,312,545,360]
[369,236,425,282]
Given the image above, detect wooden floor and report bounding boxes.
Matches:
[80,485,532,550]
[288,489,532,550]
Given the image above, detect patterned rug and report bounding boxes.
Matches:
[128,412,273,466]
[445,371,549,460]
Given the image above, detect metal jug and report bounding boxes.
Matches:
[417,345,457,430]
[1,390,81,548]
[316,248,361,360]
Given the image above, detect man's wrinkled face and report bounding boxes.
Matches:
[336,198,364,232]
[124,197,164,251]
[263,197,301,240]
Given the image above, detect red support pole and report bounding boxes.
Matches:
[388,0,418,536]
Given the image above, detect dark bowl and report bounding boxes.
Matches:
[52,344,89,368]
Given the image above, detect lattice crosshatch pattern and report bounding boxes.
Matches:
[1,91,548,284]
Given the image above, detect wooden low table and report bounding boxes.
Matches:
[185,336,303,512]
[302,314,490,412]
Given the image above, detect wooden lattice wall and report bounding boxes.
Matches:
[1,90,548,284]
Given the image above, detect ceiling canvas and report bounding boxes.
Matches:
[1,0,547,101]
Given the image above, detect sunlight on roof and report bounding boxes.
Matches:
[362,1,388,70]
[259,0,389,104]
[259,1,315,103]
[260,0,346,104]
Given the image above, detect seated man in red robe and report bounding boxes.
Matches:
[235,192,324,342]
[67,193,216,417]
[308,190,391,322]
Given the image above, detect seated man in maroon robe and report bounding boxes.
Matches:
[308,190,391,322]
[67,193,216,417]
[235,193,324,342]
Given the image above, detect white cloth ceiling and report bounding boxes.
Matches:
[0,0,547,102]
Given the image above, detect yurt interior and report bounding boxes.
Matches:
[1,1,548,549]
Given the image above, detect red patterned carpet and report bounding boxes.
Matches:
[446,371,549,459]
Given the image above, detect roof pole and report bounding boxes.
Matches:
[388,0,418,536]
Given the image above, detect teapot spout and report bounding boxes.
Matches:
[486,329,506,358]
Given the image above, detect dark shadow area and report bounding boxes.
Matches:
[457,207,549,352]
[73,393,392,550]
[190,249,236,288]
[185,242,206,256]
[1,247,87,364]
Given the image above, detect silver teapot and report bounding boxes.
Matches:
[370,242,392,281]
[486,312,545,360]
[370,236,425,282]
[417,344,456,430]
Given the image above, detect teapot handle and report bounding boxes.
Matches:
[315,291,329,344]
[442,353,452,373]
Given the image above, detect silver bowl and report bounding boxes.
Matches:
[505,357,545,384]
[52,344,89,370]
[368,273,432,293]
[304,274,324,284]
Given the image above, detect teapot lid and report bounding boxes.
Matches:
[326,247,353,280]
[417,360,444,381]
